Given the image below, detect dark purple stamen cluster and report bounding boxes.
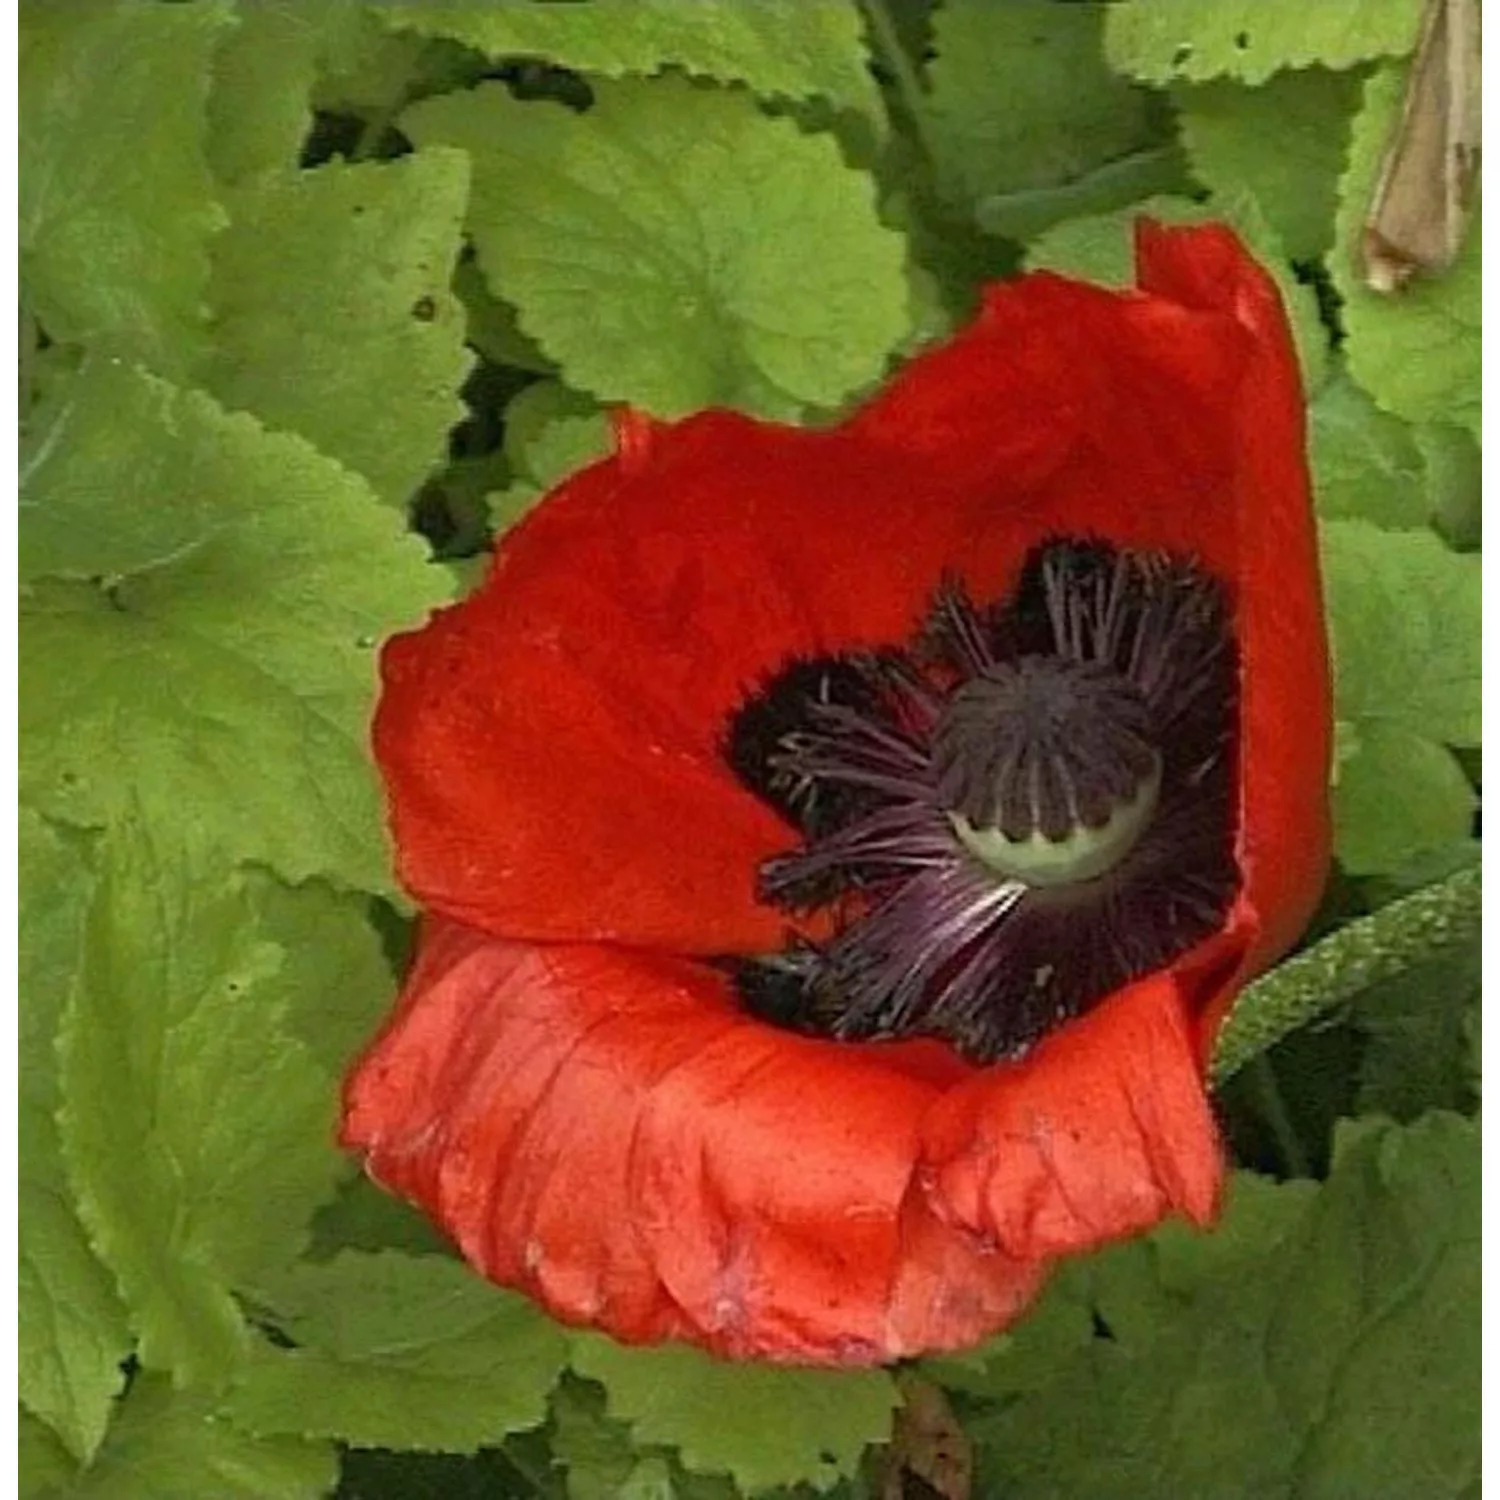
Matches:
[723,537,1239,1064]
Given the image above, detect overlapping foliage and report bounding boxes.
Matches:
[20,2,1479,1495]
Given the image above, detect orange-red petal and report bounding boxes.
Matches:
[342,920,1050,1365]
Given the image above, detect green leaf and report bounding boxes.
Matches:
[56,815,344,1384]
[19,814,94,1177]
[20,1407,77,1498]
[19,813,131,1464]
[19,1189,132,1467]
[306,1174,453,1262]
[225,1252,568,1452]
[569,1334,898,1494]
[20,0,231,376]
[1269,1114,1479,1498]
[968,1173,1316,1499]
[1321,517,1482,742]
[1175,66,1362,259]
[550,1378,647,1500]
[402,76,911,419]
[376,0,880,115]
[1352,941,1481,1122]
[1319,521,1480,871]
[455,254,555,374]
[927,1,1163,221]
[19,361,451,892]
[1332,725,1475,876]
[312,11,482,117]
[1331,64,1481,437]
[202,150,473,505]
[245,877,400,1079]
[1309,374,1430,528]
[503,381,611,490]
[1026,192,1330,390]
[1419,423,1482,551]
[207,0,353,185]
[969,1122,1477,1498]
[72,1376,337,1500]
[1104,0,1426,85]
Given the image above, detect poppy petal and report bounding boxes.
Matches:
[1134,221,1332,1009]
[341,920,1048,1365]
[917,929,1240,1259]
[376,396,1091,951]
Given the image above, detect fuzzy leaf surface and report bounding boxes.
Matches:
[969,1122,1478,1498]
[1105,0,1425,84]
[56,816,344,1384]
[203,151,472,505]
[1309,374,1431,529]
[570,1334,898,1494]
[1320,520,1480,871]
[375,0,879,113]
[1175,66,1362,259]
[19,361,451,892]
[927,1,1160,221]
[402,77,910,419]
[19,814,130,1464]
[70,1376,337,1500]
[225,1252,568,1452]
[207,0,353,185]
[20,0,230,375]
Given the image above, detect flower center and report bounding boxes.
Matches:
[722,537,1239,1064]
[933,656,1162,888]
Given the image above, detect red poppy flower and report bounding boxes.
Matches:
[342,222,1331,1366]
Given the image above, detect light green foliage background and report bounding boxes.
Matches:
[19,0,1479,1496]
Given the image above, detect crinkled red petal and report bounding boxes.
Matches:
[916,925,1244,1255]
[342,920,1046,1365]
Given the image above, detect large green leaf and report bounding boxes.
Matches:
[569,1334,898,1495]
[402,76,911,419]
[56,816,344,1384]
[202,150,472,505]
[375,0,880,115]
[20,0,231,376]
[926,1,1163,224]
[18,813,131,1464]
[71,1376,337,1500]
[225,1253,569,1452]
[1175,66,1362,259]
[968,1118,1478,1497]
[206,0,355,185]
[20,361,451,892]
[1269,1114,1479,1498]
[1309,373,1431,529]
[1320,520,1480,873]
[1105,0,1425,84]
[967,1174,1316,1498]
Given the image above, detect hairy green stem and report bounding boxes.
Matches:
[1211,863,1481,1085]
